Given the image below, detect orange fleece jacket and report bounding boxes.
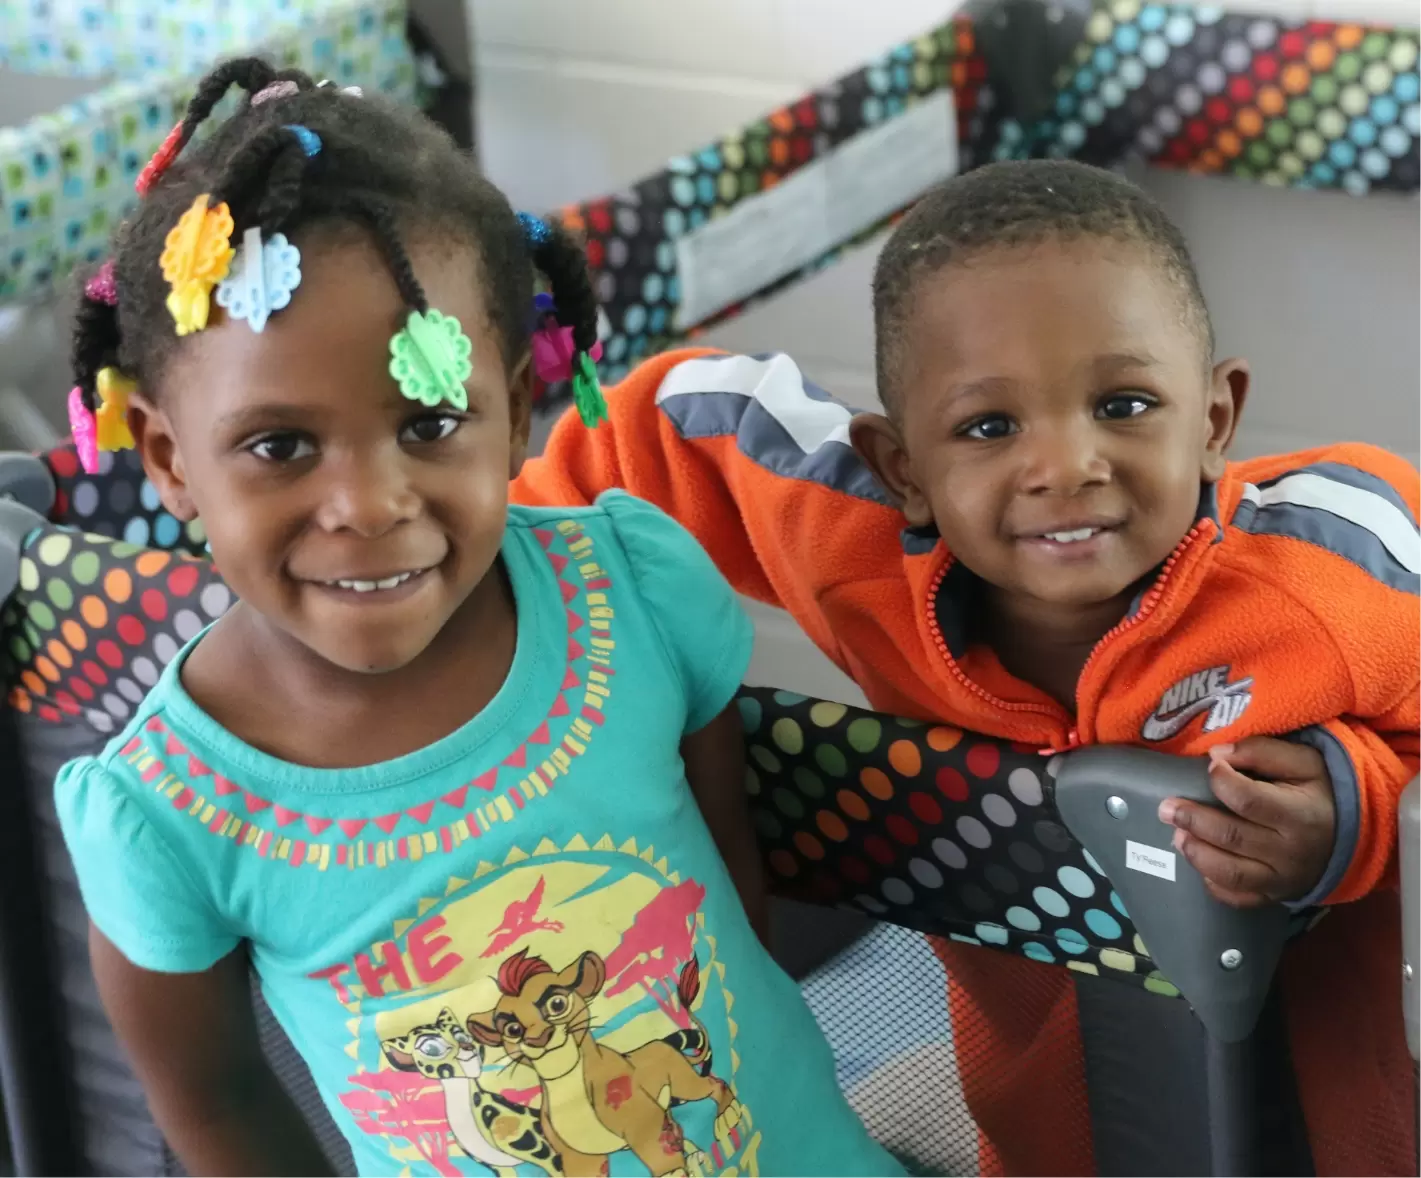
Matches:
[512,348,1421,1173]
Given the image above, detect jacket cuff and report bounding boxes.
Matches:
[1284,725,1359,910]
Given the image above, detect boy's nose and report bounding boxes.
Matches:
[1019,423,1111,495]
[315,451,420,537]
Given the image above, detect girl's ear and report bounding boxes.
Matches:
[126,392,198,522]
[507,351,533,479]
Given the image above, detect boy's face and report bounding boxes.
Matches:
[853,238,1248,618]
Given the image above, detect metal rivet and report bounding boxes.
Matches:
[1405,961,1414,983]
[1220,949,1243,970]
[1106,796,1128,820]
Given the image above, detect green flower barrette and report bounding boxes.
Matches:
[388,308,472,410]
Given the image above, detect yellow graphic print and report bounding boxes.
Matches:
[317,839,761,1177]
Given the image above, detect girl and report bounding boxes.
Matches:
[56,57,898,1178]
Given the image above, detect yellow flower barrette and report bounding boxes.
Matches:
[95,367,137,454]
[160,194,235,336]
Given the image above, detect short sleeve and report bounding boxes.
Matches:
[600,489,754,732]
[54,757,238,973]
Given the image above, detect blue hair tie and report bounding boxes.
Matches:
[284,125,322,158]
[517,211,550,249]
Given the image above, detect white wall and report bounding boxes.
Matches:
[472,0,1420,468]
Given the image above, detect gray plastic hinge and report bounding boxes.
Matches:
[1054,746,1291,1043]
[0,453,55,518]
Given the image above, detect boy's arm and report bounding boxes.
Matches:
[682,705,769,944]
[515,350,906,661]
[91,929,334,1176]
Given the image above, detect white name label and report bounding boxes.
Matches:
[674,89,959,328]
[1125,840,1176,882]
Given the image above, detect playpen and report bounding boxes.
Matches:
[0,1,1417,1174]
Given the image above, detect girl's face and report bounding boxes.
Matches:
[131,231,531,675]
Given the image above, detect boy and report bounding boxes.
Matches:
[512,160,1420,1175]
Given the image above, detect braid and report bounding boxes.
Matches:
[215,125,316,234]
[308,193,429,314]
[532,221,598,355]
[178,58,280,148]
[107,55,544,393]
[70,275,122,412]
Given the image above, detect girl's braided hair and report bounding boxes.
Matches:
[71,57,598,414]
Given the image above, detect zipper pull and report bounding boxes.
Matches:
[1040,726,1082,757]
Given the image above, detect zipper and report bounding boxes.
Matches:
[923,518,1213,752]
[1071,518,1212,711]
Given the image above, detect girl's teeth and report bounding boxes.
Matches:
[331,571,416,592]
[1044,528,1099,543]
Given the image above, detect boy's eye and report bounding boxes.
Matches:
[1097,393,1155,420]
[960,414,1017,440]
[400,413,463,444]
[248,433,315,462]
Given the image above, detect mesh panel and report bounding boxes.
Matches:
[801,924,1095,1177]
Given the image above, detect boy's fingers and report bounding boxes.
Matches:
[1174,829,1279,897]
[1204,759,1292,830]
[1162,794,1271,857]
[1212,736,1325,784]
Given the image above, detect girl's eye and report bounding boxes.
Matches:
[401,413,462,444]
[1098,393,1155,420]
[248,433,315,462]
[960,414,1018,441]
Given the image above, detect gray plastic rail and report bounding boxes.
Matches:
[1401,776,1418,1063]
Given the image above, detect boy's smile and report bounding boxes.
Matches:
[855,237,1248,646]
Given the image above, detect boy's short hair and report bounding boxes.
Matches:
[871,160,1215,415]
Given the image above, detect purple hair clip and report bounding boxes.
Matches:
[252,80,300,107]
[85,260,117,306]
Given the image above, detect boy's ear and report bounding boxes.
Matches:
[1201,358,1250,482]
[849,412,934,528]
[126,392,198,522]
[507,352,534,479]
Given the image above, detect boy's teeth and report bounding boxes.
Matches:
[1044,527,1099,543]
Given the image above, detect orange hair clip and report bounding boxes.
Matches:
[160,194,235,336]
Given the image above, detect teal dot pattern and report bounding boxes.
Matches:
[0,0,418,301]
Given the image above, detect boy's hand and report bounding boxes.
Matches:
[1156,737,1336,908]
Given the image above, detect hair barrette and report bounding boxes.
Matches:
[283,125,322,157]
[530,295,603,384]
[94,367,137,455]
[67,388,100,474]
[389,309,473,410]
[160,194,235,335]
[216,226,302,333]
[136,120,184,197]
[84,259,117,306]
[517,212,551,249]
[251,80,300,106]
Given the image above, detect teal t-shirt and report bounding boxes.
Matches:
[55,491,898,1178]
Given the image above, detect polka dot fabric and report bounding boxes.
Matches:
[738,688,1317,996]
[3,524,227,735]
[43,443,208,555]
[985,3,1419,195]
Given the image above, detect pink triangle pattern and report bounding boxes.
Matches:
[122,517,614,869]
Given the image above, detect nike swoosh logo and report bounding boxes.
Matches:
[1141,697,1221,741]
[1140,681,1254,742]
